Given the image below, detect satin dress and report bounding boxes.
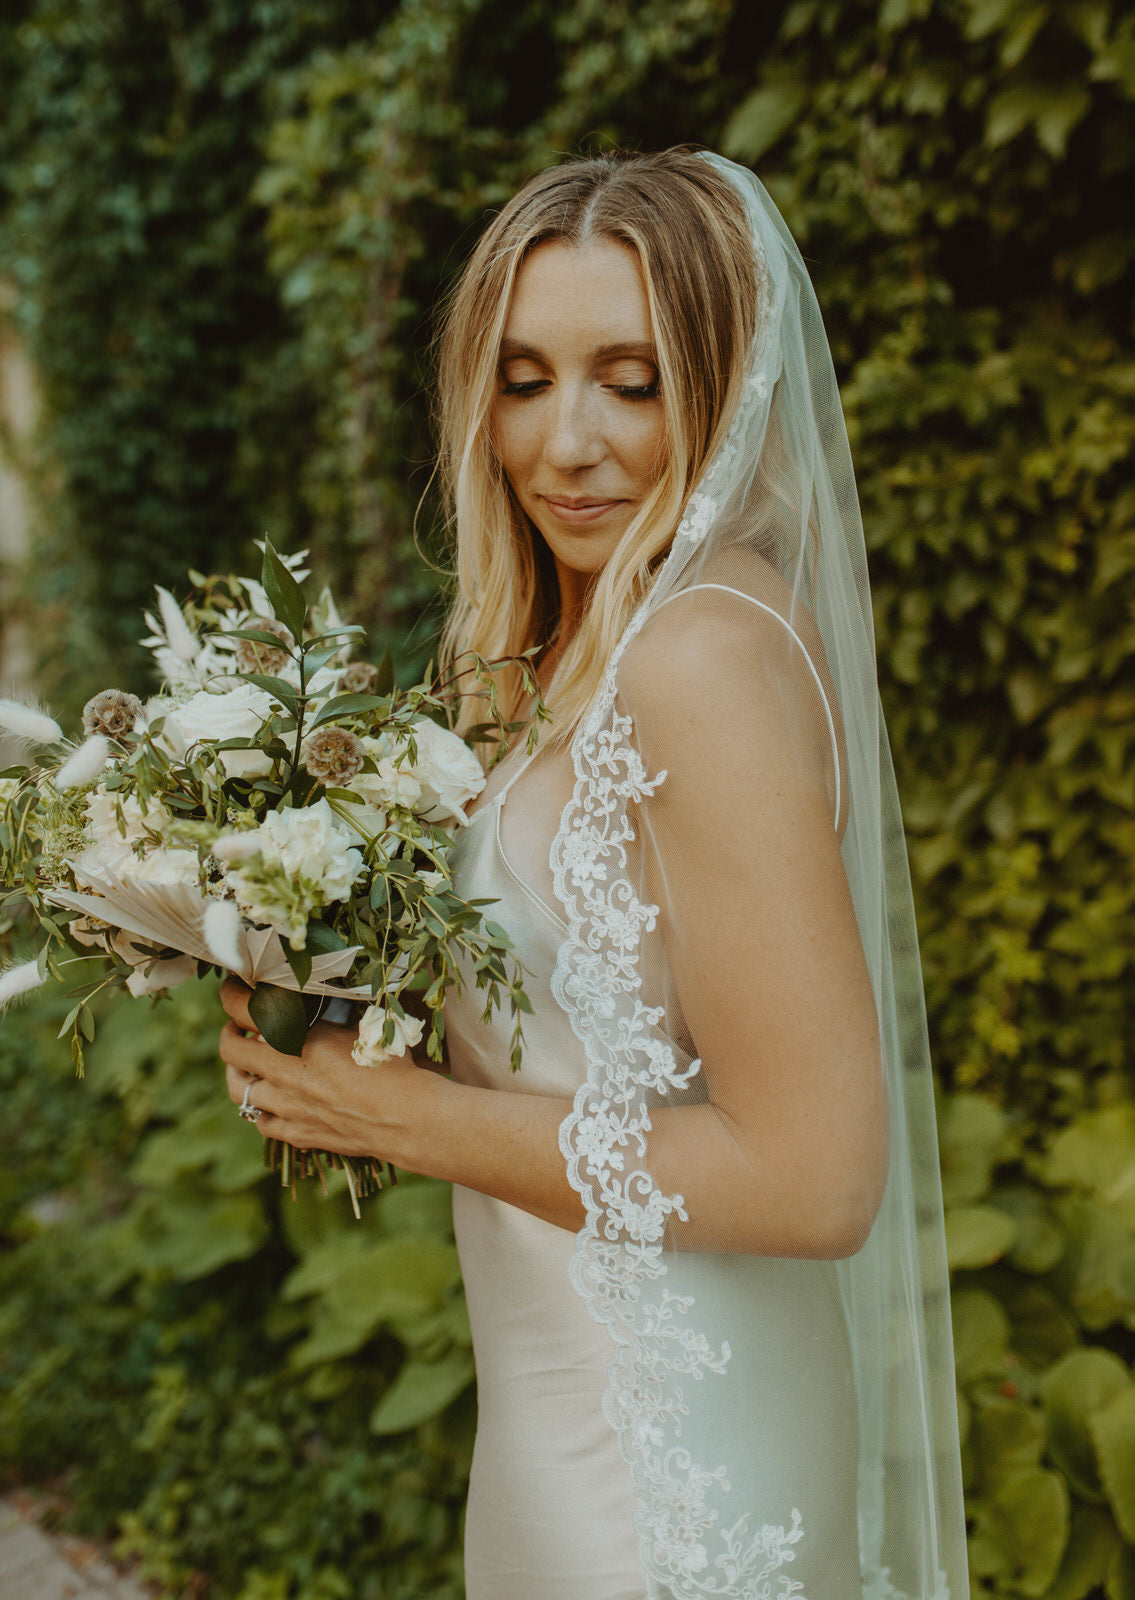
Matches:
[446,755,649,1599]
[444,752,862,1600]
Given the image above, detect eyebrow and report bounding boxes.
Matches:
[499,338,658,362]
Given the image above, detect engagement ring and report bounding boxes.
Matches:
[238,1079,264,1123]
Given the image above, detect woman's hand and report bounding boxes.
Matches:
[217,977,439,1161]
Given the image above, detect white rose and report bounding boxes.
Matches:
[361,720,484,825]
[344,737,417,817]
[351,1004,425,1067]
[74,789,199,888]
[404,718,485,824]
[159,683,278,779]
[119,845,201,888]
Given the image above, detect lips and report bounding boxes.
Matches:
[540,495,625,526]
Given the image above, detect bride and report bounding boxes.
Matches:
[219,148,969,1599]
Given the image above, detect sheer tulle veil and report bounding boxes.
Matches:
[541,154,969,1598]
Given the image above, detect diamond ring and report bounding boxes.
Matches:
[238,1078,264,1123]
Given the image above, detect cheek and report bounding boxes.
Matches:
[622,413,668,485]
[489,406,536,484]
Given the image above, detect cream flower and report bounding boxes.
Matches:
[220,799,364,949]
[159,683,278,779]
[351,1004,425,1067]
[401,718,485,825]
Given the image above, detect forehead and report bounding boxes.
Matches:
[503,237,653,349]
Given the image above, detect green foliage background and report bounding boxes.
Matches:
[0,0,1132,1596]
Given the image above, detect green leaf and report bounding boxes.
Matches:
[1048,1197,1135,1331]
[992,1185,1066,1274]
[1090,1385,1135,1542]
[946,1203,1018,1269]
[304,921,348,954]
[374,649,394,695]
[971,1394,1045,1488]
[261,539,306,642]
[952,1287,1011,1385]
[1041,1348,1131,1501]
[248,983,308,1057]
[1110,1543,1135,1600]
[239,673,299,716]
[283,941,312,991]
[1045,1502,1118,1600]
[368,1347,474,1435]
[721,83,806,163]
[300,642,343,677]
[988,1467,1070,1597]
[938,1093,1011,1204]
[1044,1108,1135,1229]
[221,627,297,651]
[307,692,393,729]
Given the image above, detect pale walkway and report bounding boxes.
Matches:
[0,1495,156,1600]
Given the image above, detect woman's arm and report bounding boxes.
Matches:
[219,590,889,1258]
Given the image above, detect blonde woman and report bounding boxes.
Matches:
[220,149,968,1600]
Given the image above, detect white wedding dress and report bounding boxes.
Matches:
[444,731,862,1600]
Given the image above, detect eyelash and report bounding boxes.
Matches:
[500,380,660,401]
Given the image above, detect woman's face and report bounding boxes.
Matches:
[490,237,667,592]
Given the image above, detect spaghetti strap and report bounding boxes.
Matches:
[650,581,842,831]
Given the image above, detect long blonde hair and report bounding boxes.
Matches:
[435,148,760,746]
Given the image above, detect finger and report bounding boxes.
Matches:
[225,1060,284,1129]
[225,1060,258,1107]
[219,1018,307,1081]
[219,977,255,1030]
[219,1018,289,1079]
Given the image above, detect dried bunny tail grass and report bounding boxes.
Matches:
[203,897,246,974]
[155,586,199,663]
[0,697,64,747]
[0,956,48,1009]
[54,735,111,790]
[211,832,262,865]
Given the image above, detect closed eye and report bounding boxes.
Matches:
[500,379,550,397]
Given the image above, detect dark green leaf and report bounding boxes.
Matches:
[260,540,306,642]
[248,983,308,1057]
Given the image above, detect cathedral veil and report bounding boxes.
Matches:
[529,155,971,1598]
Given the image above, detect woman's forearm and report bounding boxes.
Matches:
[390,1073,884,1258]
[393,1073,584,1230]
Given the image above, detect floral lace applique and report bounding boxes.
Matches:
[550,502,808,1596]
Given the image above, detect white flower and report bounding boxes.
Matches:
[120,846,201,888]
[159,683,278,779]
[126,953,197,997]
[354,720,484,826]
[404,718,486,824]
[221,799,364,949]
[254,801,364,900]
[73,789,200,890]
[351,1004,425,1067]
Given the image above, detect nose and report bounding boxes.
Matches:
[542,382,604,473]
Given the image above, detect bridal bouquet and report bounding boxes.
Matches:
[0,542,541,1206]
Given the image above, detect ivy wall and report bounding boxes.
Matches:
[1,1,1133,1596]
